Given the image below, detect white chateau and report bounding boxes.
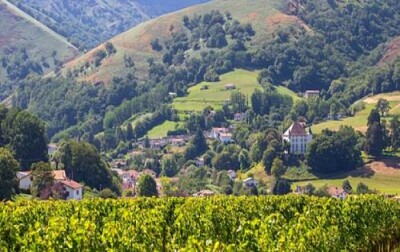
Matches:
[283,122,313,155]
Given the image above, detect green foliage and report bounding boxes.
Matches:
[365,109,384,158]
[0,148,19,201]
[342,180,353,194]
[272,179,291,195]
[9,0,208,49]
[161,157,178,177]
[30,162,54,198]
[137,174,158,197]
[99,189,118,199]
[0,108,48,170]
[56,140,120,193]
[307,126,362,173]
[356,182,374,195]
[1,196,400,250]
[270,158,286,178]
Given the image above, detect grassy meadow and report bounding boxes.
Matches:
[312,92,400,134]
[172,69,298,112]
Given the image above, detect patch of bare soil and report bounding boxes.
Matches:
[265,12,312,32]
[378,36,400,66]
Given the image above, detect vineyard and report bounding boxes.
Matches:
[1,196,400,251]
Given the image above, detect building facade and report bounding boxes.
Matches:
[283,122,313,155]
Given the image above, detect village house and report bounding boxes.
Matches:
[234,112,246,122]
[304,90,320,99]
[168,92,177,99]
[171,138,186,147]
[243,177,258,188]
[113,169,139,191]
[195,157,205,167]
[328,187,348,200]
[227,170,237,180]
[225,83,236,90]
[48,143,58,156]
[219,133,233,143]
[211,127,229,139]
[60,180,83,200]
[17,170,83,200]
[193,189,215,197]
[282,122,313,155]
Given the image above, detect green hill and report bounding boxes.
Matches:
[172,69,299,112]
[60,0,298,84]
[0,0,79,99]
[9,0,210,50]
[0,0,78,62]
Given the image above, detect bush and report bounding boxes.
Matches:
[99,188,118,199]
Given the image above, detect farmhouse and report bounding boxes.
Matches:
[60,180,83,200]
[304,90,320,99]
[225,83,236,90]
[328,187,348,200]
[48,143,58,156]
[243,177,258,188]
[283,122,313,155]
[16,170,83,200]
[234,112,246,122]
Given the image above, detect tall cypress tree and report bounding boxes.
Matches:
[365,109,383,158]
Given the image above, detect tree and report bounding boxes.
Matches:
[30,162,54,198]
[273,179,291,195]
[99,188,118,199]
[192,129,208,155]
[307,126,362,173]
[314,185,330,197]
[376,98,391,117]
[238,149,251,170]
[137,174,158,197]
[263,148,277,175]
[161,157,178,177]
[126,123,134,141]
[342,180,353,194]
[303,183,316,195]
[356,182,373,195]
[8,111,48,170]
[390,116,400,151]
[271,158,286,178]
[365,110,384,158]
[57,140,120,194]
[0,148,19,200]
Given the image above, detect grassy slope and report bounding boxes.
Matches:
[292,157,400,194]
[312,92,400,134]
[172,69,297,112]
[0,0,78,72]
[147,121,183,138]
[60,0,294,84]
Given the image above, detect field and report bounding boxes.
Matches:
[60,0,301,84]
[1,196,400,251]
[312,92,400,134]
[172,69,298,112]
[292,157,400,194]
[147,120,184,138]
[0,0,78,69]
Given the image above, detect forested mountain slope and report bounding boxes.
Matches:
[9,0,210,50]
[0,0,78,100]
[13,0,400,143]
[60,0,295,84]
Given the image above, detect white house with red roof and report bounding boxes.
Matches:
[60,180,83,200]
[17,170,83,200]
[283,122,313,155]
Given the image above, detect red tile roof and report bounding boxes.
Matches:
[284,122,308,136]
[60,180,83,189]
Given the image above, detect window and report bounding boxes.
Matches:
[76,190,79,195]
